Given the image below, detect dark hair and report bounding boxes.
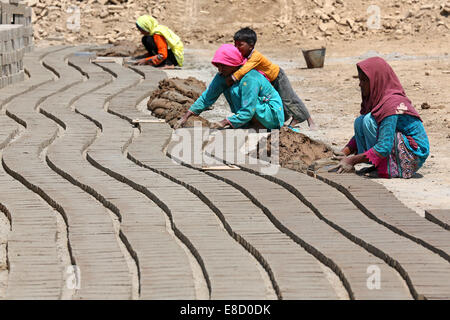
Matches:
[233,27,257,46]
[136,23,145,32]
[357,66,368,81]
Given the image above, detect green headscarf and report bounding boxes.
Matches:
[136,15,184,67]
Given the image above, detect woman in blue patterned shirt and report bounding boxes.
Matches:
[333,57,430,178]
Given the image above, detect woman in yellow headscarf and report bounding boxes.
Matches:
[135,15,184,68]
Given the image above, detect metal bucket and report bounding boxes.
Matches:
[302,47,326,68]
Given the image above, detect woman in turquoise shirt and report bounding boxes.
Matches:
[176,44,284,130]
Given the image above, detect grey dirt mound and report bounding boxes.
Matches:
[147,77,211,128]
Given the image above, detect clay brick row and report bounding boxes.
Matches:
[315,172,450,260]
[425,209,450,231]
[125,125,339,299]
[80,62,271,300]
[0,46,71,299]
[2,46,132,299]
[203,130,450,299]
[42,54,198,299]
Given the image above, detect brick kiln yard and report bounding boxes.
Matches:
[0,0,449,301]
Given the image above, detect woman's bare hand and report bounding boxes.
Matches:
[210,119,229,129]
[328,157,355,173]
[174,111,194,129]
[136,58,149,66]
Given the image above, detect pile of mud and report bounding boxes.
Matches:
[267,127,335,171]
[147,77,211,128]
[96,40,147,57]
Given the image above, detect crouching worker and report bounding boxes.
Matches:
[135,15,184,68]
[175,44,285,130]
[332,57,429,178]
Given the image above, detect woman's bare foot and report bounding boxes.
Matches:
[307,117,318,130]
[290,119,300,127]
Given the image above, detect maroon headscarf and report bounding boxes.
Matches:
[357,57,421,124]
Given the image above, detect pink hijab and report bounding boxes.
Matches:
[357,57,421,124]
[211,44,246,67]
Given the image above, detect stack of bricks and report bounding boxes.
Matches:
[0,0,33,52]
[0,25,25,89]
[0,0,33,89]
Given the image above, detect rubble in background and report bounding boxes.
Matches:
[20,0,450,47]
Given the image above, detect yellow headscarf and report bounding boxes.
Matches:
[136,15,184,67]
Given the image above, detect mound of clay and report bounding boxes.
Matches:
[268,127,334,171]
[147,77,211,128]
[97,41,147,57]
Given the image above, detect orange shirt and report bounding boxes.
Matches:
[232,49,280,82]
[145,34,168,66]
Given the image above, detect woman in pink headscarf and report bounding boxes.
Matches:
[332,57,430,178]
[175,44,285,129]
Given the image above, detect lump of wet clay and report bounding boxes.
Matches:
[157,77,206,100]
[148,77,211,128]
[160,91,195,105]
[148,98,176,117]
[267,127,334,171]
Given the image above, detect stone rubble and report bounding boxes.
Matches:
[13,0,449,46]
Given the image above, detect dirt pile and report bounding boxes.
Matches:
[96,40,146,57]
[147,77,211,128]
[267,127,334,171]
[25,0,450,47]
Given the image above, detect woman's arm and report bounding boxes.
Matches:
[175,74,226,128]
[333,116,398,173]
[342,137,357,155]
[137,35,168,66]
[189,74,226,115]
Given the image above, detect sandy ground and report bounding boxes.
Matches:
[165,35,450,217]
